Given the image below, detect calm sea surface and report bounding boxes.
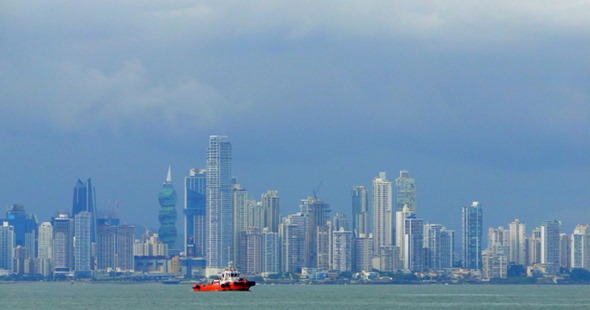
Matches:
[1,283,590,309]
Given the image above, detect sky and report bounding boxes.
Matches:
[1,1,589,235]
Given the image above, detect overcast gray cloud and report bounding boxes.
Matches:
[1,1,589,233]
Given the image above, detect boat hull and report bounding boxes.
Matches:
[192,280,256,292]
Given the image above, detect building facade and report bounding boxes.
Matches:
[206,135,233,274]
[462,201,483,270]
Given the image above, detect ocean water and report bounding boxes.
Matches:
[1,283,590,309]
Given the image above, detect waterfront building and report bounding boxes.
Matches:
[508,219,527,266]
[317,223,332,270]
[74,211,92,274]
[540,219,561,274]
[332,228,353,272]
[158,166,178,252]
[395,170,416,212]
[528,227,542,265]
[184,168,207,258]
[97,221,135,271]
[395,205,412,260]
[352,233,373,272]
[0,222,15,272]
[239,228,262,275]
[352,186,370,238]
[559,233,571,270]
[376,245,402,272]
[373,172,393,255]
[424,223,443,270]
[232,182,250,265]
[279,212,307,273]
[462,201,483,270]
[261,229,279,273]
[482,250,507,280]
[440,227,455,269]
[72,178,98,243]
[206,135,233,275]
[3,204,38,258]
[571,224,590,269]
[301,196,331,268]
[403,214,424,272]
[37,222,53,276]
[52,213,74,272]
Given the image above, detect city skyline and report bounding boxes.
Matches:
[1,1,589,239]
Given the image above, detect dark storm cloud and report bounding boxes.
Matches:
[1,1,589,231]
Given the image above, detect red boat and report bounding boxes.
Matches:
[192,262,255,292]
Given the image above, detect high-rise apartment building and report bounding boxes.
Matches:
[184,168,207,258]
[72,178,97,243]
[373,172,393,255]
[279,212,307,273]
[395,170,416,212]
[332,228,353,272]
[403,214,424,272]
[0,222,15,272]
[52,214,73,272]
[261,190,280,233]
[352,186,369,238]
[37,222,53,276]
[508,219,527,266]
[352,233,373,273]
[571,224,590,269]
[206,135,233,275]
[540,219,561,274]
[74,211,92,274]
[97,221,135,271]
[301,196,330,268]
[462,201,483,270]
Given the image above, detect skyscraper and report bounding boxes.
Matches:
[261,190,280,233]
[74,211,92,274]
[0,222,15,272]
[3,204,38,258]
[38,222,53,259]
[301,196,331,268]
[508,219,527,266]
[462,201,483,270]
[184,168,207,257]
[52,213,73,272]
[571,224,590,269]
[403,214,424,272]
[395,170,416,212]
[373,172,393,255]
[158,166,178,251]
[72,178,97,243]
[352,186,369,238]
[206,135,233,274]
[332,228,353,272]
[540,219,561,274]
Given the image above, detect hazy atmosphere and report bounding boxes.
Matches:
[1,1,589,233]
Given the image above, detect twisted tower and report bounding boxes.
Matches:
[158,166,178,250]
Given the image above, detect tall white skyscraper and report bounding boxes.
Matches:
[0,222,15,272]
[332,228,353,272]
[508,219,527,266]
[206,135,233,275]
[540,219,560,274]
[571,224,590,269]
[395,170,416,212]
[373,172,393,255]
[38,222,53,260]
